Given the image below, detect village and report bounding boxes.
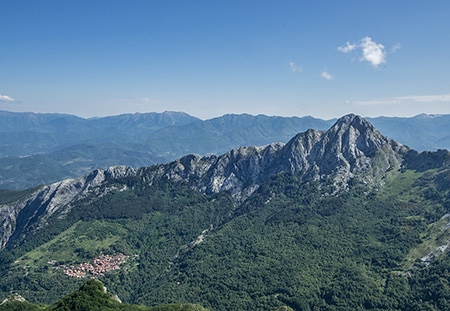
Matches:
[55,253,129,279]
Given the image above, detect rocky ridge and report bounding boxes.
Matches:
[0,114,408,249]
[140,114,407,197]
[0,166,135,248]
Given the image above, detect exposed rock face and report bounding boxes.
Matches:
[0,166,135,249]
[0,114,409,249]
[0,293,26,305]
[280,114,408,186]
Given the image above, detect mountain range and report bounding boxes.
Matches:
[1,110,450,190]
[2,114,450,310]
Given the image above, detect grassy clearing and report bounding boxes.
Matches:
[403,215,450,269]
[16,220,129,270]
[378,169,422,199]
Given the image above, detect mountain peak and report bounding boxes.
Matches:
[278,114,408,190]
[323,113,398,158]
[331,113,375,132]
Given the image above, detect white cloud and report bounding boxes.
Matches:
[348,94,450,106]
[397,94,450,103]
[0,94,15,102]
[360,37,386,67]
[338,37,388,68]
[321,70,333,80]
[289,62,302,73]
[337,42,356,53]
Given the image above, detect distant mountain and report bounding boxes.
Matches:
[2,115,450,310]
[368,114,450,151]
[1,110,450,190]
[0,110,199,133]
[0,110,200,157]
[141,113,334,157]
[0,110,87,133]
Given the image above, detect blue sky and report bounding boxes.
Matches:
[1,1,449,119]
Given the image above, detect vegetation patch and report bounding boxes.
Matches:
[15,220,129,275]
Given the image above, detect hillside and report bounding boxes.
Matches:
[0,279,210,311]
[1,115,450,310]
